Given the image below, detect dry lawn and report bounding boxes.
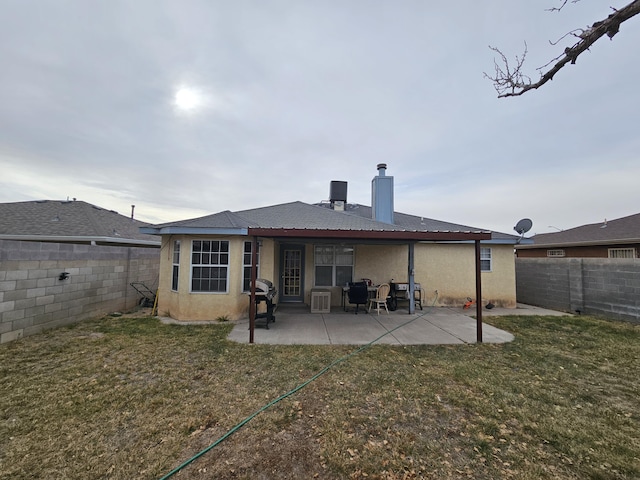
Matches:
[1,313,639,479]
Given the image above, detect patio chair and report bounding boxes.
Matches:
[414,287,423,310]
[368,283,390,315]
[347,282,369,314]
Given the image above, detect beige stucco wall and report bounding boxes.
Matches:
[157,236,277,321]
[334,243,516,308]
[301,243,417,307]
[415,243,516,308]
[157,237,516,321]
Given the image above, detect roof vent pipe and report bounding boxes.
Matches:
[372,164,394,224]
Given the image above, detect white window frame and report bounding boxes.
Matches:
[314,245,354,287]
[608,247,636,259]
[171,240,180,291]
[190,240,230,293]
[242,241,260,293]
[480,247,492,272]
[547,249,566,257]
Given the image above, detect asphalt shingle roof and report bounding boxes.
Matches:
[147,200,517,241]
[237,202,401,231]
[152,210,254,230]
[0,200,159,245]
[530,213,640,246]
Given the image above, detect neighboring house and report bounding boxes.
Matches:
[141,165,525,322]
[0,200,160,343]
[516,213,640,258]
[515,213,640,322]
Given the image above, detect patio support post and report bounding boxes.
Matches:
[249,236,258,344]
[408,242,415,314]
[475,239,483,343]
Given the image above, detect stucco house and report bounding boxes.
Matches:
[141,165,524,323]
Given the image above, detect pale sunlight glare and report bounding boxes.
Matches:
[173,86,204,112]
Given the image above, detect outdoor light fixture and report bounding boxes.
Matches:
[59,272,70,281]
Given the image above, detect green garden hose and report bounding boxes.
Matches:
[159,305,434,479]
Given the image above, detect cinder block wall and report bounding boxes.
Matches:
[0,240,160,344]
[516,258,640,323]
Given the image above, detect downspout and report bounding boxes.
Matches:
[475,240,483,343]
[249,236,258,344]
[408,242,415,314]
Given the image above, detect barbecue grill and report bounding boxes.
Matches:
[388,281,423,311]
[250,278,278,328]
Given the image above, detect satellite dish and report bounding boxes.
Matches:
[514,218,533,235]
[513,218,533,244]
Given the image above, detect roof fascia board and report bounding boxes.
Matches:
[426,238,529,245]
[139,227,248,236]
[516,238,640,249]
[0,234,160,247]
[248,228,491,241]
[278,237,415,246]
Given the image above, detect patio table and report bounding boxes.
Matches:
[341,285,378,311]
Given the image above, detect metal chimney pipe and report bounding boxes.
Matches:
[372,164,394,224]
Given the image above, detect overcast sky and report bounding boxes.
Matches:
[1,1,638,236]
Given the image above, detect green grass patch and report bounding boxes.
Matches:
[1,314,638,479]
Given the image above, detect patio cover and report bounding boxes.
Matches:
[246,228,491,344]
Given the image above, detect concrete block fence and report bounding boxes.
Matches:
[0,239,160,344]
[516,258,640,323]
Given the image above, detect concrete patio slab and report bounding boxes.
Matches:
[426,314,514,344]
[376,316,466,345]
[321,313,398,345]
[225,303,567,346]
[480,303,571,317]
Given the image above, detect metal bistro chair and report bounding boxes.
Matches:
[347,282,369,314]
[368,283,390,315]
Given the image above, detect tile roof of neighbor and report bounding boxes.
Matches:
[0,200,160,246]
[147,200,519,242]
[522,212,640,247]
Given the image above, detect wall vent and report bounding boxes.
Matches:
[310,289,331,313]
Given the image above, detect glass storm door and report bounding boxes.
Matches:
[279,245,304,302]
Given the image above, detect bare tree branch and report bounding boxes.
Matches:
[484,0,640,97]
[545,0,580,13]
